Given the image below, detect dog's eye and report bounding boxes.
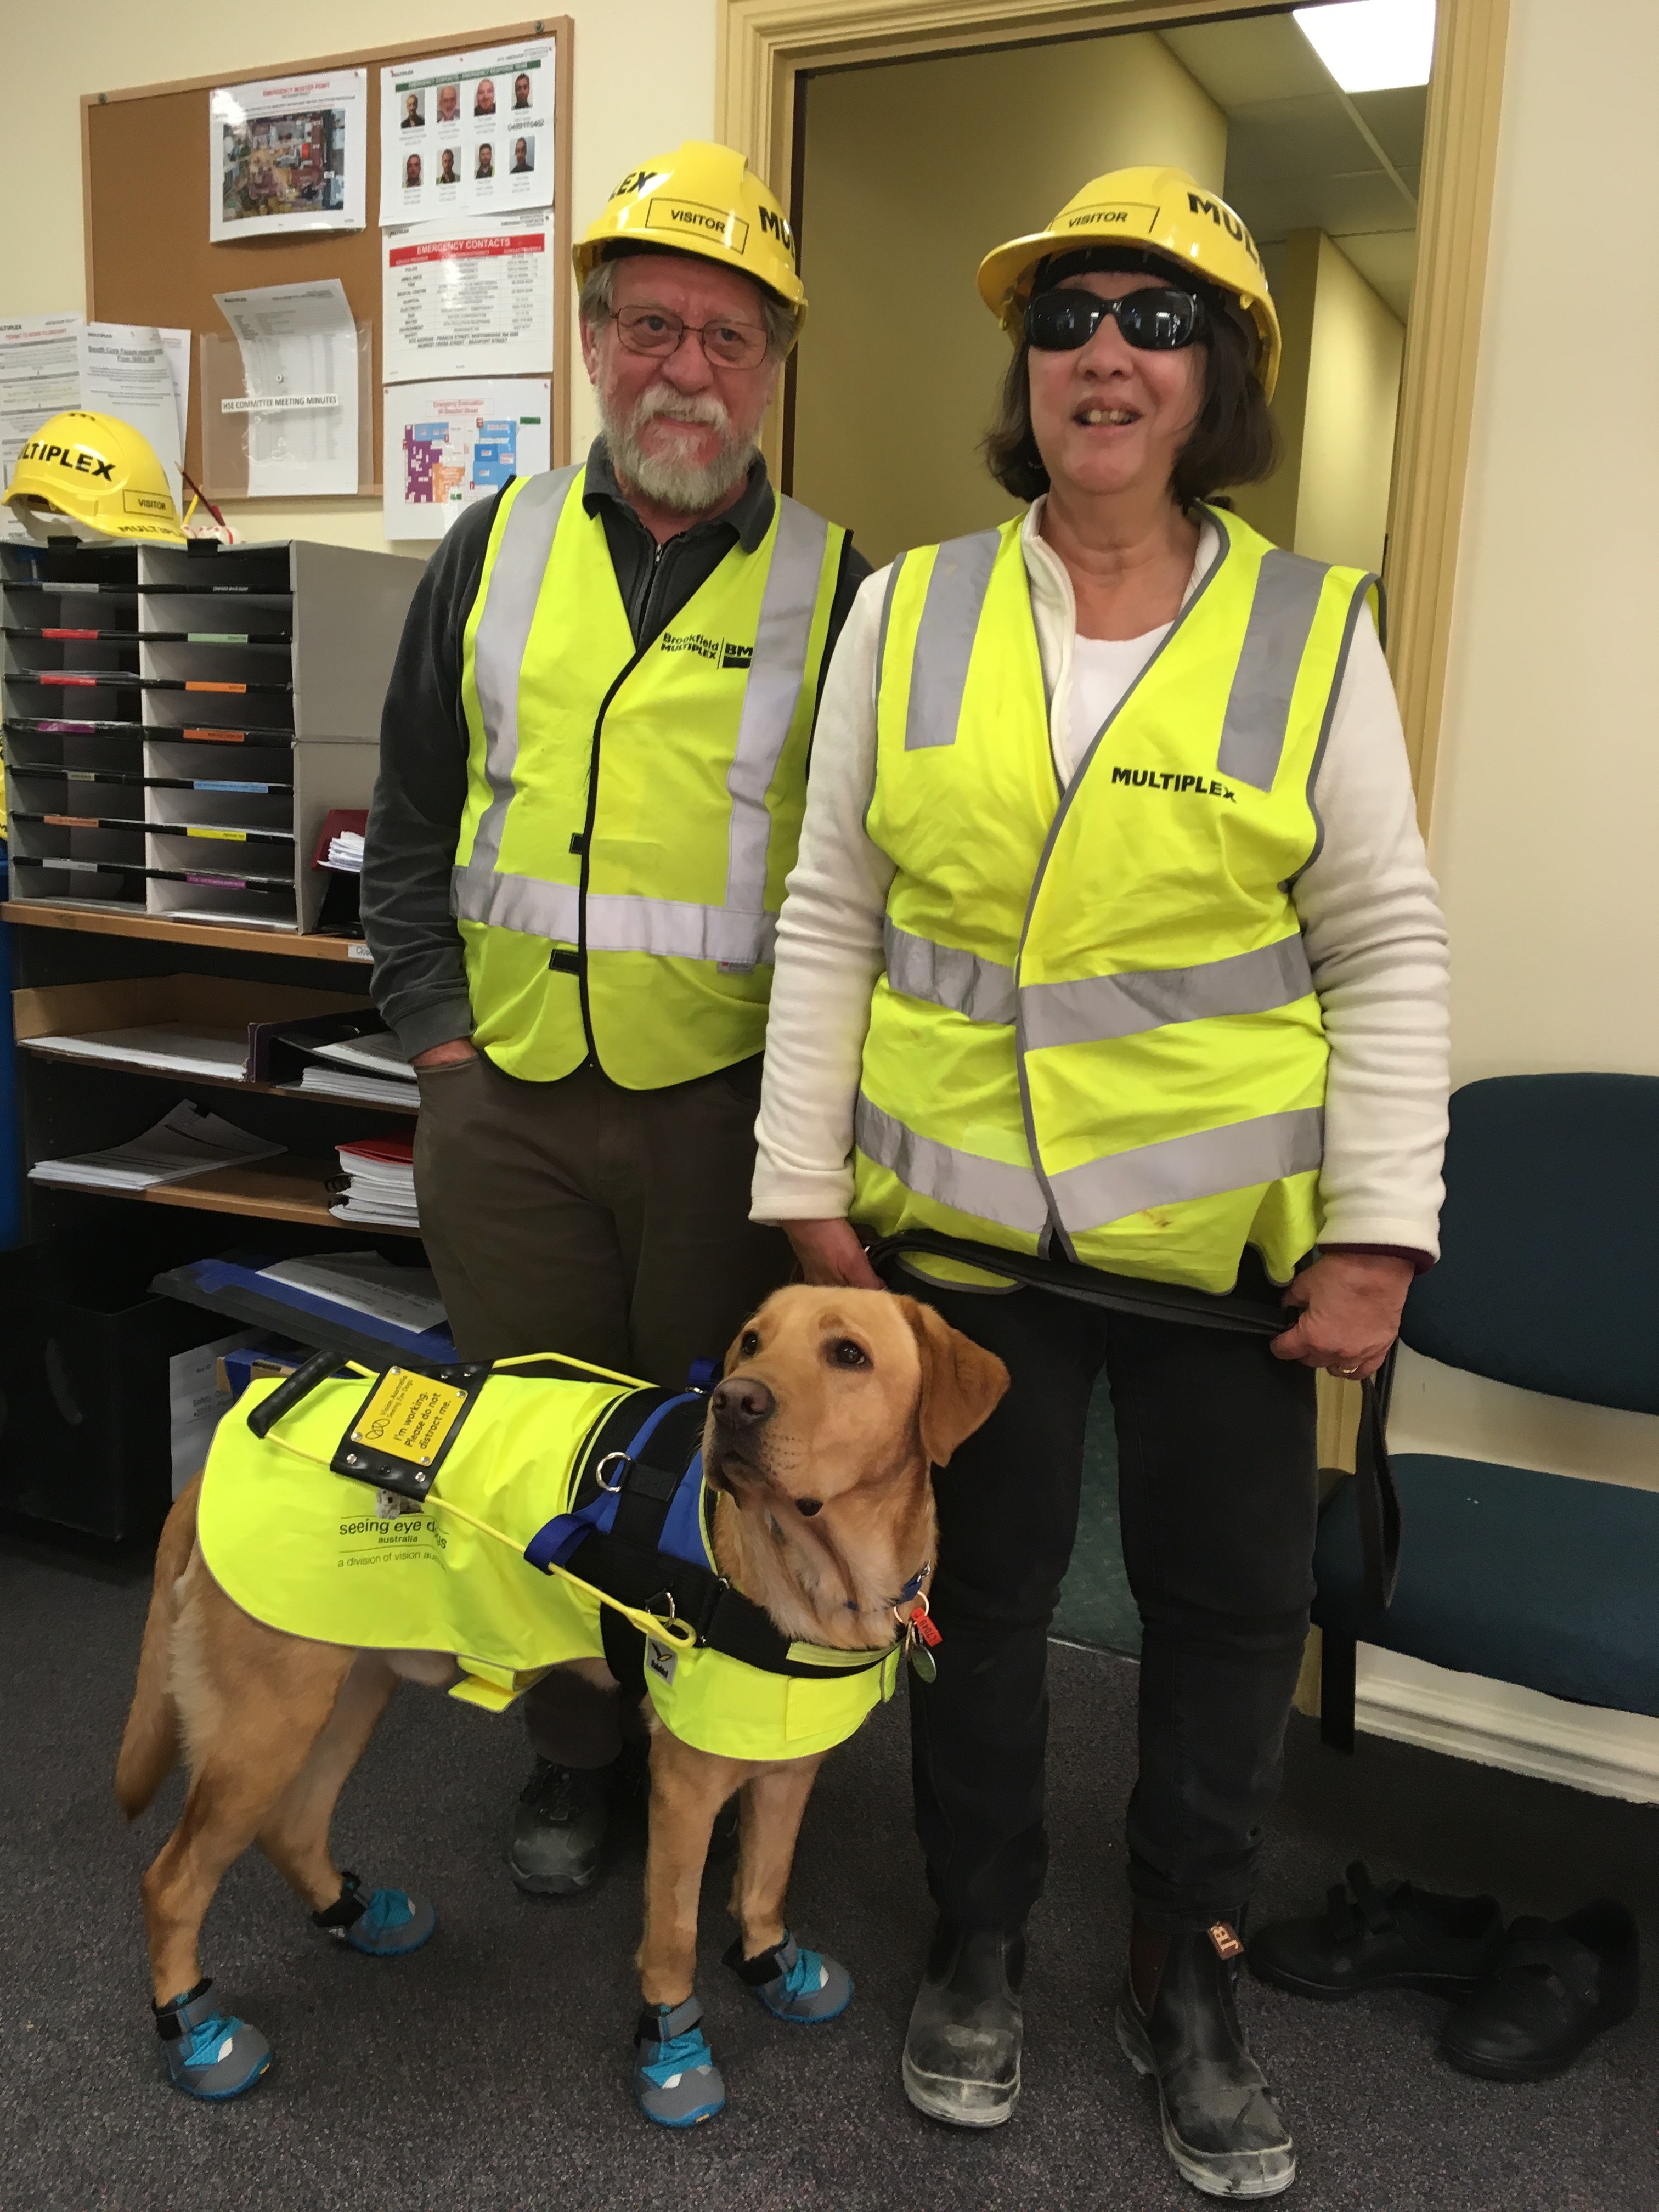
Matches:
[739,1330,760,1357]
[828,1338,868,1370]
[797,1498,822,1517]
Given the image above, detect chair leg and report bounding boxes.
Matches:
[1319,1630,1357,1753]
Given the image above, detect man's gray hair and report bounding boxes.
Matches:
[579,251,796,361]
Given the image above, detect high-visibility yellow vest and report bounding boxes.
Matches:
[198,1370,898,1763]
[854,505,1379,1295]
[452,465,848,1087]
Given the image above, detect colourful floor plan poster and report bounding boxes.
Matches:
[383,377,551,537]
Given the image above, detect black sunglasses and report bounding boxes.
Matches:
[1024,286,1206,354]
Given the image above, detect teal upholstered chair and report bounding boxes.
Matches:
[1313,1073,1659,1750]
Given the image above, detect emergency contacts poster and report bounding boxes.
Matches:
[380,39,553,224]
[382,379,551,539]
[381,213,552,384]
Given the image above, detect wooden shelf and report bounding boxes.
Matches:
[1,900,374,965]
[16,1041,418,1114]
[34,1154,420,1235]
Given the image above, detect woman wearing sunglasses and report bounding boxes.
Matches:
[752,166,1448,2196]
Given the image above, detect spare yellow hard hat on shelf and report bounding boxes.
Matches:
[574,139,807,339]
[977,165,1282,400]
[2,410,187,546]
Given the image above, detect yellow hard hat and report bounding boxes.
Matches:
[575,140,806,340]
[3,410,187,546]
[977,165,1282,401]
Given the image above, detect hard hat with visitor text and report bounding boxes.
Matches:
[574,140,807,339]
[3,410,187,546]
[977,165,1282,400]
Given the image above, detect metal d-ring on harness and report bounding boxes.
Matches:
[865,1227,1401,1610]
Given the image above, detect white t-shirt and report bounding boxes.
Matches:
[1064,627,1171,785]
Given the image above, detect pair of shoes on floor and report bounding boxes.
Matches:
[509,1752,741,1897]
[1249,1861,1639,2081]
[633,1933,853,2128]
[902,1917,1293,2198]
[154,1872,435,2100]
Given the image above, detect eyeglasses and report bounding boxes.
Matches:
[1024,286,1206,354]
[611,304,770,371]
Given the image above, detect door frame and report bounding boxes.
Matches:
[717,0,1512,823]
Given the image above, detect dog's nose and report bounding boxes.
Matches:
[711,1376,774,1429]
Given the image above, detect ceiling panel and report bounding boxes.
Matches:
[1237,170,1420,245]
[1224,97,1384,182]
[1158,16,1332,105]
[1331,228,1418,320]
[1348,85,1430,169]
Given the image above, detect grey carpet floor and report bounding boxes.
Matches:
[3,1532,1656,2212]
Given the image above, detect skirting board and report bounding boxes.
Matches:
[1356,1646,1659,1805]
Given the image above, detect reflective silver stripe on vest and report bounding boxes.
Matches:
[905,529,1002,750]
[455,466,583,899]
[451,871,775,964]
[1020,934,1313,1051]
[725,496,832,921]
[855,1094,1046,1234]
[1215,549,1330,791]
[883,918,1016,1026]
[1049,1106,1324,1233]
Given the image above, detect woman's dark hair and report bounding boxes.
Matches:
[983,265,1279,510]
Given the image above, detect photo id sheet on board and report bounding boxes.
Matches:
[380,39,553,224]
[383,379,550,539]
[382,213,552,384]
[210,70,367,242]
[213,280,359,498]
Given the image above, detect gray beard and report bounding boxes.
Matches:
[598,394,757,515]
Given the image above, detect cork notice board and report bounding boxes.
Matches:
[81,18,574,496]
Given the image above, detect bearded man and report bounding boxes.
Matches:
[362,143,867,1894]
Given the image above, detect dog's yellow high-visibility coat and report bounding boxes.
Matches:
[198,1363,899,1763]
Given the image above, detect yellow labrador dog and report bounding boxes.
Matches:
[117,1285,1007,2121]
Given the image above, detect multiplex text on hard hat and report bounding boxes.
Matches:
[977,165,1282,400]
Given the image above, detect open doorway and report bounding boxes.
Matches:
[786,7,1430,580]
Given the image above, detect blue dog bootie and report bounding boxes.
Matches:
[633,1995,726,2128]
[725,1929,853,2023]
[312,1869,437,1957]
[154,1978,273,2100]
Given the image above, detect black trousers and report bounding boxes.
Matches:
[907,1262,1318,1937]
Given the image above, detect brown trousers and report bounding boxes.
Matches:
[414,1049,794,1765]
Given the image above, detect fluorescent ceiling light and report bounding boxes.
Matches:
[1293,0,1436,92]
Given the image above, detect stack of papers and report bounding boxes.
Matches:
[25,1023,250,1082]
[259,1251,447,1334]
[325,828,364,873]
[298,1028,418,1108]
[30,1103,284,1192]
[330,1135,419,1228]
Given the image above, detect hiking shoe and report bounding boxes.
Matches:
[313,1870,436,1957]
[509,1758,610,1895]
[725,1929,851,2022]
[902,1922,1024,2128]
[1250,1860,1503,2001]
[1118,1924,1295,2200]
[154,1978,272,2101]
[633,1995,726,2128]
[1441,1900,1639,2081]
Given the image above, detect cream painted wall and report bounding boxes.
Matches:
[1290,232,1403,574]
[0,0,718,557]
[791,36,1227,567]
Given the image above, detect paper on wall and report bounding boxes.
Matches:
[1,313,190,539]
[380,39,554,224]
[210,69,367,242]
[383,378,550,539]
[212,280,359,498]
[382,212,552,384]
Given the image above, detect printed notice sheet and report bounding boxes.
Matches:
[383,379,550,538]
[380,39,553,223]
[382,212,552,383]
[211,70,367,242]
[1,314,188,540]
[213,280,360,498]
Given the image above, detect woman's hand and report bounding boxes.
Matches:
[786,1217,885,1291]
[1269,1252,1413,1381]
[411,1037,478,1070]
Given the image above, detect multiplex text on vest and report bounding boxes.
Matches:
[1110,766,1238,803]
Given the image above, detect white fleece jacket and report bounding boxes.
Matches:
[751,502,1451,1259]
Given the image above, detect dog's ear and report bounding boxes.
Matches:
[896,1296,1009,1468]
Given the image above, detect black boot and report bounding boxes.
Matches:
[1117,1922,1295,2199]
[902,1921,1024,2128]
